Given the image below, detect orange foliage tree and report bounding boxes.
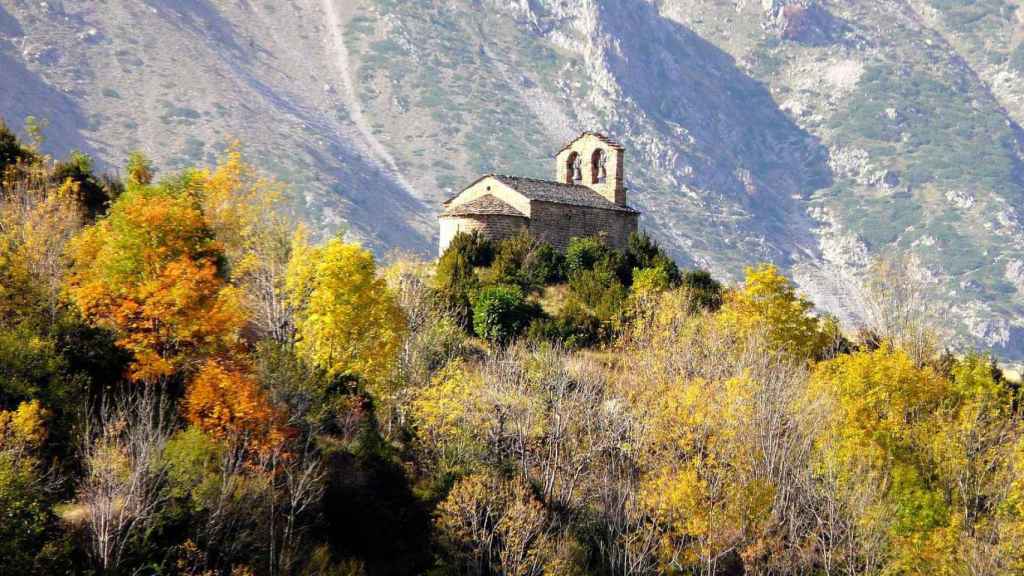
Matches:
[66,184,245,382]
[183,359,285,453]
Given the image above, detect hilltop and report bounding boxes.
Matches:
[1,0,1022,358]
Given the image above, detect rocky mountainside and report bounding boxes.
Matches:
[1,0,1022,358]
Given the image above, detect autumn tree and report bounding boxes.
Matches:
[414,345,648,574]
[807,346,1024,574]
[0,162,83,323]
[435,472,558,576]
[857,254,941,363]
[0,400,58,572]
[183,359,285,454]
[125,151,154,187]
[67,182,245,382]
[623,286,826,574]
[384,257,466,395]
[192,147,299,343]
[718,264,837,361]
[287,237,406,405]
[411,361,487,476]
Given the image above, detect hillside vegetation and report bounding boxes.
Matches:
[3,125,1024,575]
[1,0,1023,359]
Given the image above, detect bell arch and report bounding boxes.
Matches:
[591,148,607,184]
[565,151,582,184]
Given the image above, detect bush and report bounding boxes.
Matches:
[566,236,629,284]
[564,236,609,277]
[52,151,112,218]
[527,299,603,349]
[0,118,35,174]
[680,269,723,311]
[625,232,680,286]
[631,266,672,298]
[488,230,563,292]
[472,285,540,343]
[568,267,627,319]
[443,231,494,267]
[523,242,564,285]
[435,249,479,330]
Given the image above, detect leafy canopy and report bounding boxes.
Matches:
[718,264,835,360]
[287,237,406,398]
[66,182,244,381]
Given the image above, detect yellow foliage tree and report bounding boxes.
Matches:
[287,237,406,400]
[635,374,776,572]
[411,361,486,473]
[718,264,835,361]
[805,346,1011,573]
[0,169,83,322]
[190,147,297,341]
[0,400,51,568]
[0,400,49,451]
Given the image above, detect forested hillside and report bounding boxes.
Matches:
[1,0,1023,359]
[3,123,1024,574]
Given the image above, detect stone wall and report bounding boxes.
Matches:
[438,214,528,256]
[555,133,626,206]
[527,201,638,251]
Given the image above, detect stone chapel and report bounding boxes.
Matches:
[438,132,640,255]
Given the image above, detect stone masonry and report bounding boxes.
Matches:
[438,133,640,255]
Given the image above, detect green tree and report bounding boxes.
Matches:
[443,231,494,267]
[23,116,47,151]
[680,269,723,312]
[0,117,36,174]
[487,229,563,292]
[625,231,680,285]
[472,284,539,344]
[435,244,480,330]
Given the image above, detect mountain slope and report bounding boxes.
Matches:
[1,0,1022,358]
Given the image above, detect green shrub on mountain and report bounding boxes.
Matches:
[443,231,494,268]
[0,118,36,175]
[471,284,540,343]
[564,236,609,277]
[625,232,680,286]
[527,298,603,349]
[680,269,724,312]
[436,238,483,329]
[487,230,563,292]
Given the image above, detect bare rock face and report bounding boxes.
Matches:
[778,3,840,45]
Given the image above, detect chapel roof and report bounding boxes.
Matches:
[490,175,638,213]
[440,193,527,218]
